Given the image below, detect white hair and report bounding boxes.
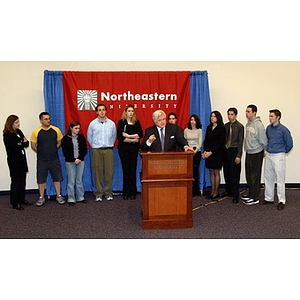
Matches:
[152,110,166,122]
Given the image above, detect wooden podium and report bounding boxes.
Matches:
[141,151,194,230]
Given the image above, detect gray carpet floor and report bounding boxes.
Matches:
[1,188,299,239]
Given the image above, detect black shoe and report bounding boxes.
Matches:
[20,199,33,206]
[277,202,285,210]
[233,198,239,203]
[79,200,87,203]
[259,200,274,205]
[13,204,24,211]
[211,193,220,200]
[69,202,75,206]
[130,195,136,200]
[221,191,230,197]
[206,194,213,199]
[123,194,129,200]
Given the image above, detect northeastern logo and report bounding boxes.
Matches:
[77,90,97,110]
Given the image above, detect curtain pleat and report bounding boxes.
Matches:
[43,71,68,195]
[190,71,212,191]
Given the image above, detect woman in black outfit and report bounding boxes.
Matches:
[3,115,32,210]
[202,111,226,199]
[117,105,143,199]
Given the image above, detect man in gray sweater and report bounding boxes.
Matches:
[241,104,268,205]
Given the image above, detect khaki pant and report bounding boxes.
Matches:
[264,152,286,204]
[91,148,114,197]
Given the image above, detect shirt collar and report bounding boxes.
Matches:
[156,126,165,132]
[97,117,107,123]
[271,122,281,128]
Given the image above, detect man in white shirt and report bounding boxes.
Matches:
[87,104,116,201]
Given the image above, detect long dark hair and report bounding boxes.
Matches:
[67,120,81,136]
[3,115,19,134]
[210,110,224,126]
[187,114,202,129]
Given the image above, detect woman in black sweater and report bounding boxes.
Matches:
[61,121,87,206]
[3,115,32,210]
[202,111,226,199]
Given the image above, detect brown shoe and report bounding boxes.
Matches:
[259,200,274,205]
[277,202,285,210]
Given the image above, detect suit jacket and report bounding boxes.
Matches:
[141,123,188,151]
[203,123,226,169]
[3,129,29,176]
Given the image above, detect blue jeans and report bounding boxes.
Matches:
[65,161,85,202]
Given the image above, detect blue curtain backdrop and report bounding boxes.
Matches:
[190,71,212,191]
[43,70,211,196]
[43,71,67,195]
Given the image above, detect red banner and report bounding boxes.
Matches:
[63,71,191,146]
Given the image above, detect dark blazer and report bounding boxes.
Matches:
[203,123,226,169]
[204,123,226,154]
[141,123,188,151]
[3,129,29,176]
[61,133,87,162]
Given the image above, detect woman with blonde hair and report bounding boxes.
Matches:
[117,105,143,199]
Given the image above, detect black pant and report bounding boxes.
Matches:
[193,152,202,196]
[245,150,264,199]
[118,145,139,196]
[10,172,26,206]
[223,148,241,199]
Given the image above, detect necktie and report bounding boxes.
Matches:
[226,124,232,149]
[160,128,165,151]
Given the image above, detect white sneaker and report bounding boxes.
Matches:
[104,195,113,201]
[36,197,45,207]
[95,196,102,202]
[241,194,250,201]
[56,195,66,205]
[243,198,253,203]
[243,199,259,205]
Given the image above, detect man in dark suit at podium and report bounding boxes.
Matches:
[141,110,193,152]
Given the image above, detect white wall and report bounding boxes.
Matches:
[0,61,299,191]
